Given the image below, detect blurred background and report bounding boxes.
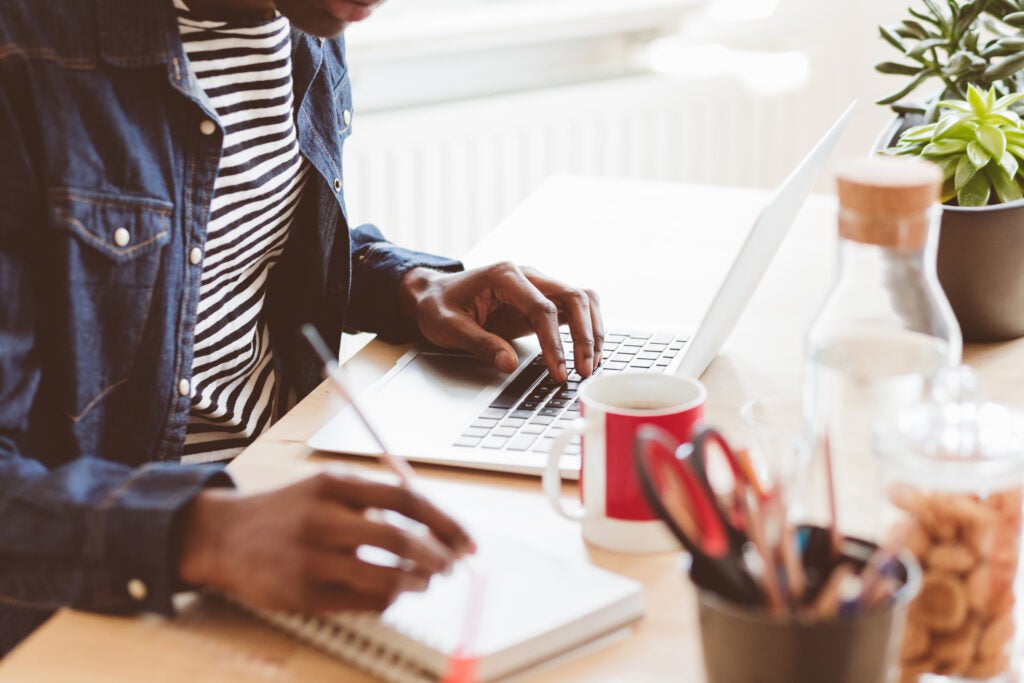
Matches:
[341,0,908,257]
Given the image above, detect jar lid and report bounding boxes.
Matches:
[836,157,942,249]
[874,367,1024,487]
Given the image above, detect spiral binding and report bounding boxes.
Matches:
[228,599,439,683]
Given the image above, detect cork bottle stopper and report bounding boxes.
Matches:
[836,156,943,249]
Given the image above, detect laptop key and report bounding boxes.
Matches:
[461,427,490,438]
[481,436,510,449]
[530,415,555,426]
[531,437,557,453]
[470,418,499,429]
[630,360,654,369]
[454,436,482,448]
[507,433,538,451]
[539,407,562,418]
[521,423,546,435]
[501,418,526,428]
[492,427,517,438]
[652,333,674,343]
[510,410,534,420]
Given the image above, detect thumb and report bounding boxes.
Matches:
[440,314,519,373]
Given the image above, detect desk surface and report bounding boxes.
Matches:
[3,176,1023,683]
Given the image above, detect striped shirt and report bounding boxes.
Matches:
[174,0,309,463]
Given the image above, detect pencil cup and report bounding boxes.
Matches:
[696,537,922,683]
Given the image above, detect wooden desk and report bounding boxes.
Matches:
[2,176,1022,682]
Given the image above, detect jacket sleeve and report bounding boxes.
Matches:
[0,62,232,623]
[346,222,464,342]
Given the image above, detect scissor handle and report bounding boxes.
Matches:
[633,425,729,559]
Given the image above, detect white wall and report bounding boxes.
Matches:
[697,0,915,182]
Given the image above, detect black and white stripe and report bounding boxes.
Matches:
[176,0,309,463]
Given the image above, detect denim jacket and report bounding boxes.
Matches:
[0,0,461,652]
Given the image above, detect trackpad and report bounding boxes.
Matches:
[395,352,508,405]
[333,343,537,455]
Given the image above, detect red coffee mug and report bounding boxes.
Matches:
[543,372,706,553]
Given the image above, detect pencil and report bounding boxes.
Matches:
[301,324,417,487]
[822,433,842,561]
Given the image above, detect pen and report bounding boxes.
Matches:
[804,563,854,621]
[739,493,785,615]
[301,324,417,487]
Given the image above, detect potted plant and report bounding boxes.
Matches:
[876,0,1024,342]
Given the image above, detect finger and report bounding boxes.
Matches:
[521,268,602,377]
[312,473,476,555]
[316,587,394,612]
[586,288,605,367]
[556,287,595,377]
[306,550,432,599]
[297,583,394,614]
[488,263,566,382]
[304,504,456,573]
[436,311,520,374]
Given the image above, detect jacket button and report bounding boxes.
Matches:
[199,119,216,136]
[333,178,342,192]
[178,379,191,397]
[127,578,148,602]
[113,228,130,247]
[342,109,352,127]
[189,247,202,266]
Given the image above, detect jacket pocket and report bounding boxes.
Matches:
[48,188,171,271]
[45,188,173,419]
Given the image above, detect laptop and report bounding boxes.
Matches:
[309,103,855,478]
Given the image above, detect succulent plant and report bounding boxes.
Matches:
[876,0,1024,120]
[887,84,1024,205]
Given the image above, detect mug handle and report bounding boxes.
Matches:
[542,418,592,521]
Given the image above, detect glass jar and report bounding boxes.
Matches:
[876,368,1024,683]
[804,157,961,540]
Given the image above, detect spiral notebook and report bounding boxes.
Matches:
[243,526,644,682]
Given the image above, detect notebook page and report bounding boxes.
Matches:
[336,521,644,680]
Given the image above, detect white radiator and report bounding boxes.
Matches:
[342,72,812,258]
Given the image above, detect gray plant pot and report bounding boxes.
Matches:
[877,116,1024,342]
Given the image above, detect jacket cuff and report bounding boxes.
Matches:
[88,463,233,615]
[349,223,463,342]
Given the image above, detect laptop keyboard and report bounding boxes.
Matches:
[452,330,688,456]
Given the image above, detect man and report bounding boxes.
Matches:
[0,0,604,653]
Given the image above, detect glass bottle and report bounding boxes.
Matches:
[803,157,962,541]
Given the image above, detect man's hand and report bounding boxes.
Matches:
[398,263,604,382]
[177,472,474,613]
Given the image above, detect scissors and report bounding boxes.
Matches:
[634,424,778,608]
